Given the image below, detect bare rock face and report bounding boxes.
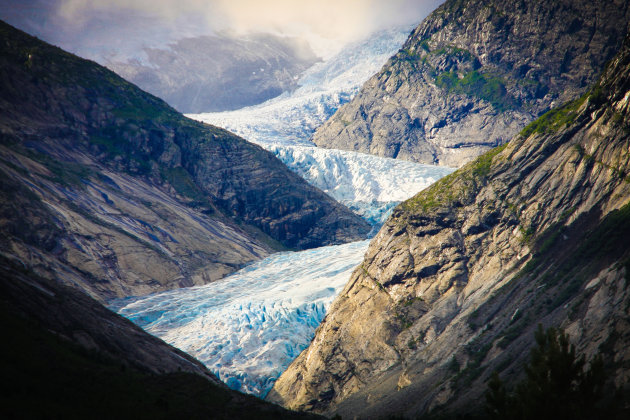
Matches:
[312,0,630,167]
[0,21,369,300]
[268,33,630,418]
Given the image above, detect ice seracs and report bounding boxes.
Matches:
[112,26,455,398]
[269,145,453,226]
[111,240,370,396]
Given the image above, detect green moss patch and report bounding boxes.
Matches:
[436,70,513,112]
[520,92,588,138]
[402,143,507,212]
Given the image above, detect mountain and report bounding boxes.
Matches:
[0,20,369,301]
[0,248,322,419]
[267,30,630,418]
[191,26,413,147]
[311,0,630,167]
[190,27,454,227]
[106,33,319,113]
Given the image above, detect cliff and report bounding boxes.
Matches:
[312,0,630,167]
[0,20,369,300]
[269,31,630,418]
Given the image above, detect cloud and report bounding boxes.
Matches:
[54,0,444,56]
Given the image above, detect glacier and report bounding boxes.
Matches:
[110,240,370,397]
[111,26,455,399]
[188,25,453,225]
[268,145,453,226]
[188,26,412,147]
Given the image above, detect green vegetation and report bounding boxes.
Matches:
[518,225,535,244]
[402,143,507,212]
[394,39,515,112]
[401,170,463,211]
[402,296,424,307]
[520,92,589,138]
[435,70,513,112]
[162,166,206,203]
[486,325,614,420]
[525,202,630,280]
[361,265,386,291]
[471,143,508,177]
[496,314,530,349]
[22,149,93,187]
[432,45,472,58]
[448,356,461,373]
[89,125,153,175]
[396,312,413,330]
[451,334,493,387]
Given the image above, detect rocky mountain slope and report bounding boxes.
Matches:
[268,31,630,419]
[191,26,412,147]
[0,20,369,300]
[312,0,630,167]
[0,253,322,419]
[107,33,318,113]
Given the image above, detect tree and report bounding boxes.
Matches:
[486,325,608,420]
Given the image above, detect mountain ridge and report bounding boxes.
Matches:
[268,28,630,419]
[311,0,630,167]
[0,20,369,300]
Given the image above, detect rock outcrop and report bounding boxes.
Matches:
[312,0,630,167]
[268,31,630,418]
[0,20,369,300]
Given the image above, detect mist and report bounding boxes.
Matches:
[1,0,444,59]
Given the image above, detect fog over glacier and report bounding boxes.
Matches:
[189,26,412,146]
[113,27,453,397]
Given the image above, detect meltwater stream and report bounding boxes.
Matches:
[110,240,369,397]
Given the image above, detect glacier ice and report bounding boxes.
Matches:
[188,26,412,147]
[111,240,370,397]
[268,145,453,226]
[188,26,454,226]
[111,25,456,400]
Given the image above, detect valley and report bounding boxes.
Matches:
[110,26,455,398]
[1,0,630,418]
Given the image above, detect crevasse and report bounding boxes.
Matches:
[112,26,453,398]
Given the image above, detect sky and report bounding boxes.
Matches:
[0,0,444,59]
